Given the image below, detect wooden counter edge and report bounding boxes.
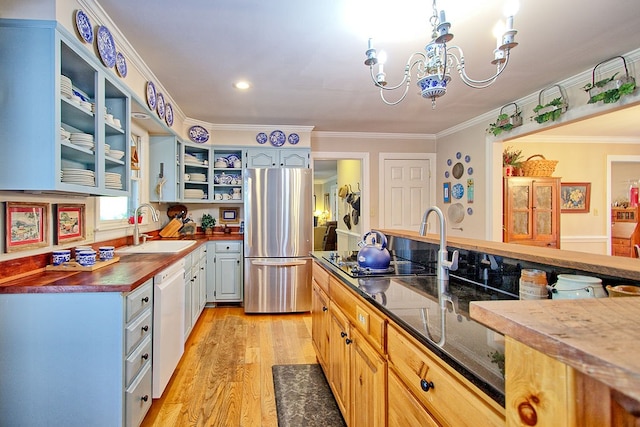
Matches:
[469,298,640,408]
[381,229,640,281]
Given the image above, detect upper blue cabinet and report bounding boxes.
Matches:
[0,19,130,195]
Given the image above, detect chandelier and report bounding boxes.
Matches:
[364,0,519,108]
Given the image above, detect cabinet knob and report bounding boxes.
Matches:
[141,353,149,360]
[340,331,347,338]
[322,306,328,312]
[237,260,240,264]
[420,378,435,392]
[345,338,352,345]
[141,296,149,303]
[141,395,149,402]
[141,325,149,332]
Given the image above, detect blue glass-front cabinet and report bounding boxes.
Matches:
[0,19,130,195]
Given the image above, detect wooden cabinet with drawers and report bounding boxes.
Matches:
[611,207,640,257]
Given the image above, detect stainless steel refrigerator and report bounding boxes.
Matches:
[244,168,313,313]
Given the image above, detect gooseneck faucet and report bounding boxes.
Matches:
[133,203,160,246]
[419,206,459,287]
[419,206,459,347]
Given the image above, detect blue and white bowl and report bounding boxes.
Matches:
[417,74,450,100]
[52,250,71,266]
[99,246,115,261]
[76,250,96,266]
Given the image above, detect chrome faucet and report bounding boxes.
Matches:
[419,206,459,293]
[133,203,160,246]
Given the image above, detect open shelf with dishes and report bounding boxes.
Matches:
[0,20,130,195]
[212,149,243,202]
[182,142,211,202]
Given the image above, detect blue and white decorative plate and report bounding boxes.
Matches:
[447,159,452,166]
[156,93,165,119]
[146,81,156,110]
[467,167,473,175]
[115,52,127,78]
[288,133,300,145]
[465,155,471,163]
[456,152,462,160]
[452,183,464,199]
[189,125,209,143]
[444,171,450,178]
[269,130,286,147]
[75,10,93,44]
[96,26,116,68]
[165,103,174,127]
[256,132,267,144]
[467,207,474,215]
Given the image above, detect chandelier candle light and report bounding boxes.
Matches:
[364,0,519,107]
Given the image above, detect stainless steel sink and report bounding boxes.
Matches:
[117,240,196,253]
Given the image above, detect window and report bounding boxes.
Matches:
[97,134,141,228]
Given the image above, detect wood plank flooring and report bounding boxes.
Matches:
[141,307,316,427]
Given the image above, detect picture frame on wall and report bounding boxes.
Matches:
[560,182,591,213]
[54,204,85,244]
[5,202,49,252]
[220,207,239,224]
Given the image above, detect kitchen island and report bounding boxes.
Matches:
[313,229,640,426]
[471,298,640,426]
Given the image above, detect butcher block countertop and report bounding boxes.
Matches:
[470,298,640,407]
[0,235,242,294]
[382,229,640,281]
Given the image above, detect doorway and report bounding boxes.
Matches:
[312,152,370,251]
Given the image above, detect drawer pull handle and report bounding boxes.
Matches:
[345,338,352,345]
[420,379,434,392]
[141,296,149,303]
[141,325,149,332]
[141,395,149,402]
[141,353,149,360]
[322,306,328,312]
[340,331,347,338]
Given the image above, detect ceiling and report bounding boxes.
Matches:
[99,0,640,136]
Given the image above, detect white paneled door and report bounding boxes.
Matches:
[382,158,432,230]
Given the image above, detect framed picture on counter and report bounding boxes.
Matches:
[220,207,239,224]
[5,202,49,252]
[54,204,85,244]
[561,182,591,213]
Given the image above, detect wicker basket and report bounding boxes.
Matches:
[521,154,558,177]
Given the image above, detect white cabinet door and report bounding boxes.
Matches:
[215,252,242,301]
[245,148,309,168]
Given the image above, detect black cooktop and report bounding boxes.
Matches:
[323,251,435,278]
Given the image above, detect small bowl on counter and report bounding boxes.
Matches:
[606,285,640,297]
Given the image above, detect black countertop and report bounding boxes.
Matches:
[312,251,517,407]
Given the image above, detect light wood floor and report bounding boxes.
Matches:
[141,306,316,427]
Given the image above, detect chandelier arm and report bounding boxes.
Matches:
[374,53,428,91]
[379,82,411,105]
[447,46,512,89]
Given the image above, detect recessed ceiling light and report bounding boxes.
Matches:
[233,81,251,90]
[132,112,150,119]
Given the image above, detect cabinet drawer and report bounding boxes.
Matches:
[388,368,440,427]
[312,261,330,294]
[126,280,153,323]
[612,238,631,245]
[387,324,504,427]
[125,362,152,427]
[125,308,152,355]
[198,244,207,259]
[125,336,152,387]
[215,241,241,253]
[330,277,385,354]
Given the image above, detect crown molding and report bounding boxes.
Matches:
[312,131,434,140]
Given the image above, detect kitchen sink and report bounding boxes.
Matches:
[117,240,196,253]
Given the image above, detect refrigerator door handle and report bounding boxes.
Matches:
[250,259,309,267]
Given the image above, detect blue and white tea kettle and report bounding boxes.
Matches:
[357,230,391,272]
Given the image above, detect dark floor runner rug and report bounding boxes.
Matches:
[272,364,347,427]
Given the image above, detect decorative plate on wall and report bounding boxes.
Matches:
[115,52,127,77]
[74,10,93,44]
[188,125,209,143]
[165,103,173,127]
[288,133,300,145]
[96,25,116,68]
[146,81,156,110]
[256,132,267,144]
[269,130,286,147]
[452,183,464,199]
[156,93,165,119]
